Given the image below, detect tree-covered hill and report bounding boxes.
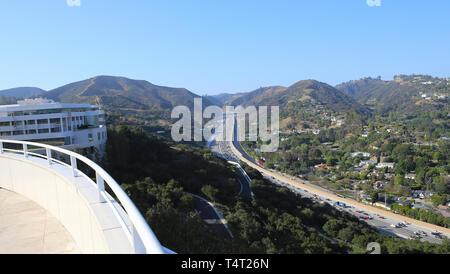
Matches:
[226,86,287,107]
[336,76,449,115]
[227,80,368,115]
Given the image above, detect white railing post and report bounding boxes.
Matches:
[46,148,52,165]
[70,155,77,177]
[23,144,28,158]
[96,171,106,203]
[0,141,3,154]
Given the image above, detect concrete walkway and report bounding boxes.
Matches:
[0,188,80,254]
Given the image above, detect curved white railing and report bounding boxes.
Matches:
[0,139,173,254]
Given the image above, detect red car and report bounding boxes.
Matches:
[364,216,373,220]
[356,210,362,213]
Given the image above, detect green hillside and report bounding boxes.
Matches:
[227,80,367,114]
[226,86,287,107]
[336,76,449,115]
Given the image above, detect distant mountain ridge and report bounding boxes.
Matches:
[43,75,213,110]
[206,92,247,107]
[5,74,446,126]
[226,86,287,107]
[227,80,369,115]
[0,87,46,98]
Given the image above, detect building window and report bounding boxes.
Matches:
[38,129,49,134]
[13,130,24,136]
[50,118,60,124]
[37,119,48,125]
[0,122,10,127]
[26,129,37,134]
[0,132,11,136]
[97,132,101,141]
[12,121,23,127]
[88,133,93,142]
[25,120,36,125]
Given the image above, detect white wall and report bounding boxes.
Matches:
[0,153,129,254]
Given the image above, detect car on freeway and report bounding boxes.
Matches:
[355,210,362,213]
[379,216,385,219]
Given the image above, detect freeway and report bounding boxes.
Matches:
[215,112,450,244]
[207,118,253,199]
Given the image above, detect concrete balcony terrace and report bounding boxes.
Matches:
[0,188,80,254]
[0,139,174,254]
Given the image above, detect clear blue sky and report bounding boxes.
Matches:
[1,0,449,95]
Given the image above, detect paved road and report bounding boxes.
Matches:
[186,192,233,239]
[207,118,253,199]
[216,112,450,244]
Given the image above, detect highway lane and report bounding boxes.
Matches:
[218,113,449,244]
[207,119,253,199]
[236,171,253,199]
[259,153,445,244]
